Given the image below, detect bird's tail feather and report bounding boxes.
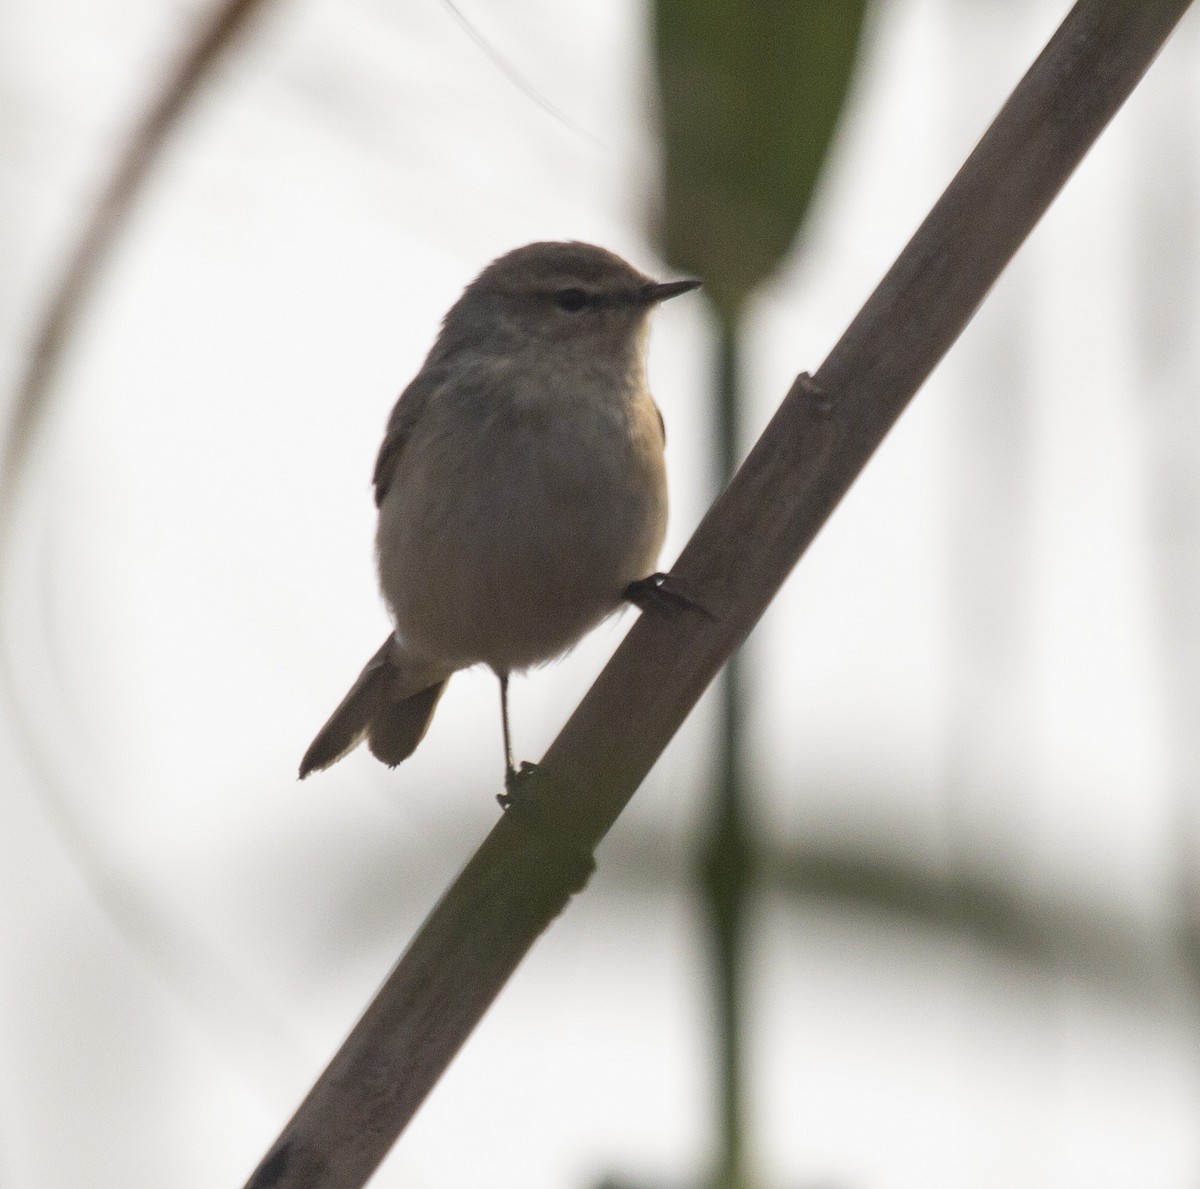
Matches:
[365,677,447,767]
[299,637,450,778]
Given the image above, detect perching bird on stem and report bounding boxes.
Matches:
[299,241,700,793]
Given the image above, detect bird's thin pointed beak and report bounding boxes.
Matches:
[640,278,702,304]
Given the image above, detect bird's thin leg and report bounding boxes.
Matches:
[497,671,538,808]
[499,671,515,781]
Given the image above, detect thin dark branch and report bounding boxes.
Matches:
[0,0,294,1101]
[0,0,276,523]
[245,2,1195,1186]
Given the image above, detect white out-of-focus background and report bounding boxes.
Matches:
[2,1,1200,1187]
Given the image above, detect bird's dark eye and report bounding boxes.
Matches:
[555,287,589,313]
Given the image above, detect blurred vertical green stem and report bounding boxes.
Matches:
[701,310,755,1189]
[652,4,868,1184]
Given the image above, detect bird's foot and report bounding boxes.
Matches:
[624,572,713,619]
[497,761,539,810]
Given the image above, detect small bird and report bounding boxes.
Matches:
[299,241,700,790]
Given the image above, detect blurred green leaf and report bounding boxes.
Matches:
[653,0,869,317]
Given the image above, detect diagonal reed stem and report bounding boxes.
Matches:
[244,2,1196,1185]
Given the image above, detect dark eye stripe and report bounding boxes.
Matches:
[555,287,589,312]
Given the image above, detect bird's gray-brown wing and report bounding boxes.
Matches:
[372,367,446,508]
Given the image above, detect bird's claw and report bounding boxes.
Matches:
[497,760,539,810]
[624,572,713,619]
